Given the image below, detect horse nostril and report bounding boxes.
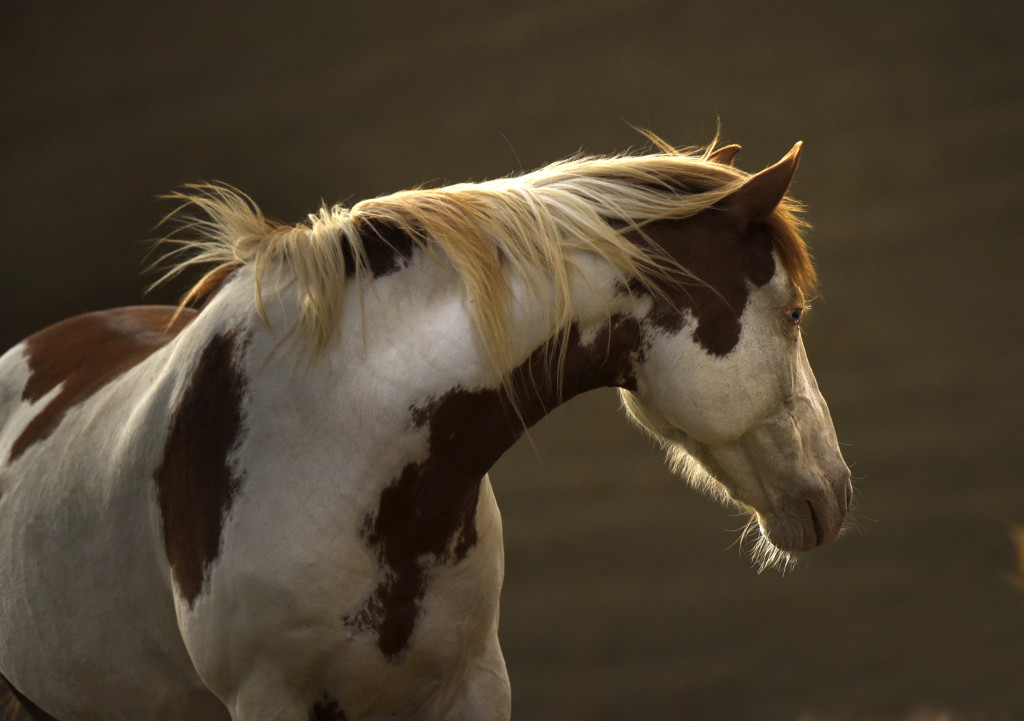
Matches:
[844,478,853,511]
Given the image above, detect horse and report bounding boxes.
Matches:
[0,138,851,720]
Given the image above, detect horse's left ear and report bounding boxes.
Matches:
[724,142,802,228]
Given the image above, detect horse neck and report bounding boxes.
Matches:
[236,249,644,484]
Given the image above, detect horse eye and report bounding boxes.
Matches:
[787,306,804,324]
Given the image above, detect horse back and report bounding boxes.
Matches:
[0,306,196,465]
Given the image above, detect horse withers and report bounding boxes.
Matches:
[0,138,850,720]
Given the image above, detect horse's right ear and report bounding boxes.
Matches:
[723,142,801,229]
[707,144,741,165]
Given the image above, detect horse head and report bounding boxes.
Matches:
[620,144,851,567]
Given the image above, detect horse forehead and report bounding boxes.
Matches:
[635,215,777,358]
[8,306,196,463]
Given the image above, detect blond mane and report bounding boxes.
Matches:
[157,138,815,381]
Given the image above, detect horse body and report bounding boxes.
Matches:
[0,140,850,720]
[0,252,618,719]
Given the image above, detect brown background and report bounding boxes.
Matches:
[2,2,1022,719]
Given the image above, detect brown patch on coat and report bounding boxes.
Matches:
[0,675,62,721]
[308,694,348,721]
[626,209,776,356]
[9,306,197,463]
[154,328,248,607]
[347,216,419,278]
[347,315,643,659]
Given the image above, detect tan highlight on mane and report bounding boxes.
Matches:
[155,136,815,381]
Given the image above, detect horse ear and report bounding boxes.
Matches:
[725,142,802,228]
[707,144,741,165]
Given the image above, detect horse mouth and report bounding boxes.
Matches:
[807,500,825,548]
[758,488,846,554]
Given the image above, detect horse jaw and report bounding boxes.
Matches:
[653,424,850,571]
[619,340,852,571]
[692,409,851,553]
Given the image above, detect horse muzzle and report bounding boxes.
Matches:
[757,469,852,553]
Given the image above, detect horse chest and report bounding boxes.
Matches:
[183,469,505,717]
[333,479,506,717]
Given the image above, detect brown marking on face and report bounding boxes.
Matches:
[626,210,776,356]
[308,694,347,721]
[0,675,62,721]
[9,306,197,463]
[347,315,643,658]
[154,328,248,607]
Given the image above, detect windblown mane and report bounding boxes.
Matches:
[157,138,815,379]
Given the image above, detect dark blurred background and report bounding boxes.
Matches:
[2,1,1022,719]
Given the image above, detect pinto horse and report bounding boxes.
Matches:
[0,139,850,720]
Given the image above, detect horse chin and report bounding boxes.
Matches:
[757,509,816,554]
